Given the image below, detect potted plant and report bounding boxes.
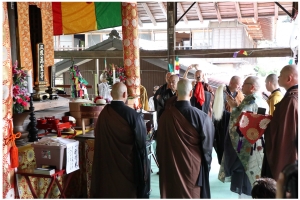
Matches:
[12,61,31,144]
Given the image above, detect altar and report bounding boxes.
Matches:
[16,108,156,198]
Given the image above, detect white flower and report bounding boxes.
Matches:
[133,39,139,47]
[124,39,130,47]
[125,59,132,67]
[134,59,139,67]
[132,19,137,27]
[123,19,129,27]
[259,118,271,129]
[239,115,249,128]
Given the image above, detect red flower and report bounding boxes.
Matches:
[12,60,30,113]
[21,101,27,107]
[16,98,23,104]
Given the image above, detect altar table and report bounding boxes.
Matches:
[16,168,73,198]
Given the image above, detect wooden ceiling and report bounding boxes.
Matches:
[136,2,294,40]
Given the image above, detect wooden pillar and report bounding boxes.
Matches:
[7,2,19,63]
[121,2,141,108]
[167,2,176,71]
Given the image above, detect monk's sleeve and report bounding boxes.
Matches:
[201,115,215,170]
[134,113,150,198]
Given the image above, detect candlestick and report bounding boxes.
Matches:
[27,70,33,93]
[28,93,38,142]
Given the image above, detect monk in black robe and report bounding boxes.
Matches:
[156,74,179,120]
[157,79,215,198]
[262,65,298,181]
[90,82,150,198]
[154,72,171,111]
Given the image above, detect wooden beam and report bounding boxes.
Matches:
[253,2,258,22]
[158,2,167,20]
[54,48,293,59]
[214,3,222,23]
[138,17,143,27]
[55,84,93,88]
[235,2,242,20]
[176,48,292,58]
[177,3,189,24]
[141,3,157,26]
[167,2,176,67]
[195,2,204,23]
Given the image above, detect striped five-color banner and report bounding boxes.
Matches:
[52,2,122,35]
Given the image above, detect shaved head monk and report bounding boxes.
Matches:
[262,65,298,181]
[154,72,172,111]
[265,74,283,115]
[157,78,215,198]
[183,66,215,118]
[90,82,150,198]
[212,75,244,164]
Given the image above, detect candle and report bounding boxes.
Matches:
[27,70,33,93]
[104,58,107,70]
[112,64,116,84]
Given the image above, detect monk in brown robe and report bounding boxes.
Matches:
[90,82,150,198]
[262,65,298,181]
[157,78,215,198]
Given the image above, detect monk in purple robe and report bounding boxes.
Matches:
[262,65,298,181]
[90,82,150,198]
[157,78,215,198]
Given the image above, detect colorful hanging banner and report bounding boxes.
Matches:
[233,52,238,58]
[168,64,174,73]
[52,2,122,35]
[175,56,180,74]
[233,50,248,58]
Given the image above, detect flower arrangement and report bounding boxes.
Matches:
[104,63,126,86]
[12,61,30,114]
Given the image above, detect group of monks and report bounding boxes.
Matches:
[89,64,298,198]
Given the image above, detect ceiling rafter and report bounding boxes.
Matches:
[138,17,143,27]
[141,3,157,26]
[195,2,204,23]
[235,2,242,20]
[177,2,189,24]
[158,2,167,20]
[214,3,222,23]
[253,2,258,22]
[274,3,279,20]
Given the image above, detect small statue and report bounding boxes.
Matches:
[97,72,112,102]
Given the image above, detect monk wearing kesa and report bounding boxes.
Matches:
[157,78,215,198]
[90,82,150,198]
